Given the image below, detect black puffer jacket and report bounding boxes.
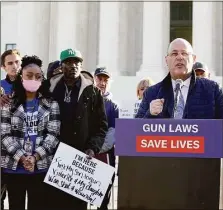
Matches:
[50,73,108,153]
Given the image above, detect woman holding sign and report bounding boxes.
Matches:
[1,55,61,210]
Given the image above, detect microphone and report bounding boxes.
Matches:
[172,79,183,118]
[175,79,183,90]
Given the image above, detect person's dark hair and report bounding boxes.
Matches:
[1,49,21,67]
[12,55,51,105]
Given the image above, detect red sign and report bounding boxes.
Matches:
[136,136,205,153]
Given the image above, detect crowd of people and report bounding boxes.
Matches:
[0,37,222,210]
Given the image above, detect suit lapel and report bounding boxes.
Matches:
[161,71,196,119]
[166,88,174,117]
[160,73,174,118]
[183,70,196,118]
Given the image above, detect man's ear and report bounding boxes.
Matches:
[2,65,6,71]
[60,63,65,73]
[165,55,169,67]
[192,54,196,63]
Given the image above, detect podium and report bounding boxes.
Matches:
[115,119,223,210]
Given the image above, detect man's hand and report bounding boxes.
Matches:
[85,149,95,159]
[0,94,11,107]
[149,98,164,115]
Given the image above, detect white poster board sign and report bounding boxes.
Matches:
[44,142,115,207]
[119,99,142,118]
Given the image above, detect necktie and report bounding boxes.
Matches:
[173,82,185,119]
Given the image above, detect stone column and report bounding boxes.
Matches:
[74,2,100,72]
[193,2,214,75]
[137,2,169,83]
[84,2,100,72]
[48,2,77,63]
[48,2,59,63]
[212,2,223,77]
[118,2,143,76]
[74,2,89,68]
[1,2,19,53]
[17,2,38,55]
[17,2,51,71]
[97,2,120,76]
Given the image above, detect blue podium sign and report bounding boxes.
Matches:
[115,119,223,158]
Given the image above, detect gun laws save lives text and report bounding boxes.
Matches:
[139,123,202,151]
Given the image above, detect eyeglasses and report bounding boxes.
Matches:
[169,52,192,58]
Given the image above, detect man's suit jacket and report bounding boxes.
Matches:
[136,71,223,119]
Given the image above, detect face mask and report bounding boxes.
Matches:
[22,79,41,92]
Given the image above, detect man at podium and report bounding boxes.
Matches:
[130,38,223,209]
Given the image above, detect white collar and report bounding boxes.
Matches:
[171,76,191,89]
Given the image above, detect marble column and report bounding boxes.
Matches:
[17,2,51,71]
[17,2,38,55]
[74,2,89,70]
[75,2,100,72]
[137,2,169,83]
[48,2,77,64]
[48,2,59,63]
[193,2,214,75]
[117,2,129,76]
[118,2,143,76]
[212,2,223,77]
[97,2,120,76]
[1,2,19,53]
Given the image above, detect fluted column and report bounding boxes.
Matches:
[118,2,143,76]
[193,2,214,75]
[53,2,77,60]
[137,2,169,83]
[1,2,19,53]
[17,2,51,70]
[97,2,120,76]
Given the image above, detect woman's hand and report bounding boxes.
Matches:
[23,156,36,172]
[0,94,11,107]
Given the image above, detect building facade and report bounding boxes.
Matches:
[1,2,222,75]
[1,2,223,100]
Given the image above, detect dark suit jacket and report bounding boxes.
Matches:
[136,71,223,119]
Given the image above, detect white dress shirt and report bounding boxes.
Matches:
[171,76,191,104]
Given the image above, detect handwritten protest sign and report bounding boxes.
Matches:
[119,100,141,118]
[44,142,115,207]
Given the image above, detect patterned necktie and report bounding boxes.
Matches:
[173,81,185,119]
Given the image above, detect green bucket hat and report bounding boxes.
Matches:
[60,48,83,62]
